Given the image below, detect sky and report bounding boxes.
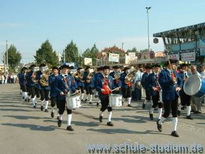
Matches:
[0,0,205,63]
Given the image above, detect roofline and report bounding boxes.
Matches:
[153,22,205,37]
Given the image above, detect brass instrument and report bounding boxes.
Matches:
[74,71,84,82]
[86,73,93,83]
[124,70,135,85]
[39,69,51,87]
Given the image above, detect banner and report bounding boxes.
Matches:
[199,39,205,56]
[108,53,119,62]
[180,50,196,62]
[169,53,179,60]
[84,58,92,66]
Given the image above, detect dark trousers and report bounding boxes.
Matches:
[100,94,112,112]
[29,86,38,98]
[145,89,151,101]
[58,100,72,115]
[51,97,58,108]
[85,87,93,95]
[152,92,163,108]
[163,97,178,118]
[180,89,191,106]
[122,87,132,98]
[40,89,49,101]
[78,86,84,93]
[20,85,27,92]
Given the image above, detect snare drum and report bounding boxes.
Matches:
[66,94,81,109]
[109,94,122,107]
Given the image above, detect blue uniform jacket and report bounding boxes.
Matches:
[141,72,149,89]
[49,74,59,97]
[120,72,129,88]
[36,70,43,90]
[26,70,35,87]
[158,69,183,101]
[56,74,77,101]
[147,73,159,96]
[18,73,26,86]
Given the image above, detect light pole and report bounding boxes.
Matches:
[122,43,124,50]
[6,40,8,73]
[146,7,151,51]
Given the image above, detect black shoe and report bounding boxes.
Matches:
[66,125,74,131]
[27,99,30,102]
[99,116,103,123]
[127,104,132,107]
[194,111,202,114]
[44,109,48,112]
[57,116,59,120]
[40,106,43,111]
[149,112,153,120]
[89,102,92,104]
[186,115,193,120]
[171,131,179,137]
[96,103,99,107]
[85,99,88,103]
[142,103,145,109]
[177,110,181,116]
[157,119,162,132]
[107,122,114,126]
[58,120,62,127]
[51,112,54,118]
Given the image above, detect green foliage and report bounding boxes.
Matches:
[64,41,80,65]
[82,44,99,66]
[34,40,59,66]
[5,45,22,69]
[127,47,138,53]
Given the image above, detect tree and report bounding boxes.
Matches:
[82,44,99,66]
[34,40,59,66]
[63,41,80,65]
[127,47,138,53]
[4,45,22,69]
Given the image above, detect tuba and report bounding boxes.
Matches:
[39,70,50,87]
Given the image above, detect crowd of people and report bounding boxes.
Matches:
[0,72,17,84]
[17,61,205,137]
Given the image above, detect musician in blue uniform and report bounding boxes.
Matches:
[18,67,28,101]
[147,64,163,120]
[83,66,94,103]
[109,66,120,79]
[36,63,47,111]
[112,72,122,94]
[178,64,193,119]
[157,60,183,137]
[141,65,152,109]
[96,66,114,126]
[120,67,133,107]
[74,67,85,101]
[26,64,38,108]
[49,66,59,118]
[56,64,79,131]
[94,66,104,106]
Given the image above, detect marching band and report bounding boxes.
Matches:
[17,61,204,136]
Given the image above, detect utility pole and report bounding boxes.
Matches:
[6,40,8,73]
[146,7,151,51]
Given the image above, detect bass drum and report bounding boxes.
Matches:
[183,74,205,98]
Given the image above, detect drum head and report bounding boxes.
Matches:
[184,75,201,95]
